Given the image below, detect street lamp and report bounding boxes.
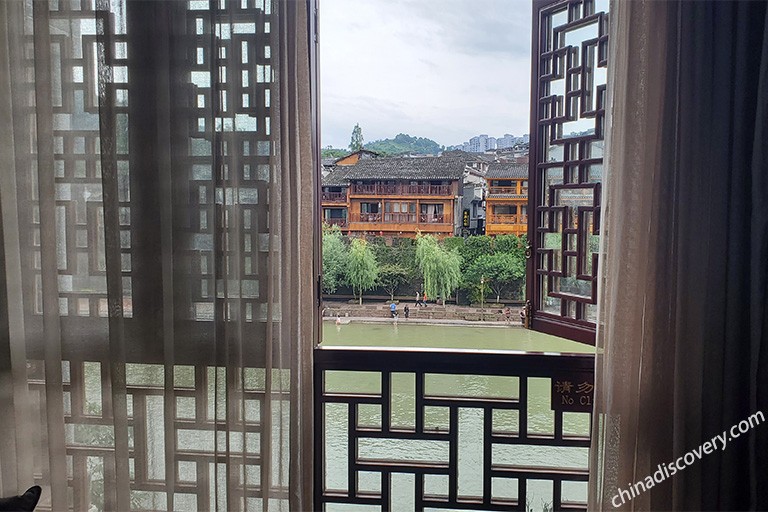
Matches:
[480,276,485,320]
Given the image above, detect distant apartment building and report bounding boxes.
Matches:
[496,134,516,149]
[451,133,529,153]
[468,134,497,153]
[321,156,470,238]
[484,162,528,236]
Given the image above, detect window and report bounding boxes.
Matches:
[527,0,609,345]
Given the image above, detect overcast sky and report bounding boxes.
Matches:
[319,0,533,149]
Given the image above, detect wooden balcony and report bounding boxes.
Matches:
[349,213,449,225]
[489,214,528,225]
[488,186,527,197]
[314,346,593,511]
[350,183,452,197]
[321,191,348,203]
[324,218,348,228]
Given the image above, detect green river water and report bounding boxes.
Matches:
[321,321,595,511]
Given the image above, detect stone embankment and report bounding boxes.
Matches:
[322,301,523,323]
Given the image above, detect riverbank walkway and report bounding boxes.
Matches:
[322,300,524,325]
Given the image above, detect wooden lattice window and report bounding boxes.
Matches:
[527,0,609,345]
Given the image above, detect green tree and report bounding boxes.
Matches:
[464,252,525,303]
[415,234,462,303]
[346,238,378,304]
[377,263,411,301]
[458,235,495,270]
[494,234,526,256]
[349,123,364,152]
[321,146,348,159]
[322,225,348,294]
[364,133,443,156]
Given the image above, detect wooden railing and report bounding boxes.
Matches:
[322,191,348,203]
[350,184,452,196]
[488,186,521,195]
[349,213,448,225]
[489,214,528,225]
[314,346,594,511]
[324,218,348,228]
[28,359,292,512]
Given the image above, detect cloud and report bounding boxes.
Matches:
[320,0,533,148]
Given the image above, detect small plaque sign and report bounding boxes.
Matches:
[551,373,594,412]
[462,209,470,228]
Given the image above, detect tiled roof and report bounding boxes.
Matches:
[486,162,528,179]
[340,156,466,181]
[321,167,352,186]
[334,149,380,163]
[321,158,337,167]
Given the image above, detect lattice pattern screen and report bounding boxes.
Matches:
[315,350,594,512]
[15,0,274,331]
[182,0,272,324]
[27,360,290,511]
[532,0,609,331]
[12,0,132,321]
[9,0,284,509]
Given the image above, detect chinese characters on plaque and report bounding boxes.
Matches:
[551,373,594,412]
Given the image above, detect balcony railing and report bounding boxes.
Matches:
[314,346,594,511]
[322,191,348,203]
[324,218,348,228]
[488,186,527,196]
[349,213,448,225]
[351,183,452,196]
[488,186,517,195]
[489,214,528,225]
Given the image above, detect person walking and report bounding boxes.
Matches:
[404,305,410,319]
[390,302,397,318]
[415,291,422,307]
[423,292,428,307]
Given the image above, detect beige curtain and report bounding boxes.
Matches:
[591,0,768,510]
[0,0,315,510]
[589,2,674,509]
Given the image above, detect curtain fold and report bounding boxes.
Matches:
[591,1,768,510]
[0,0,315,510]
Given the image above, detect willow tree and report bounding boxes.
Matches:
[346,238,378,304]
[321,225,348,294]
[415,234,462,303]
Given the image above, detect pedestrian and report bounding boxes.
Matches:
[519,307,526,325]
[504,307,511,323]
[390,302,397,318]
[415,291,422,307]
[404,305,410,319]
[423,292,428,307]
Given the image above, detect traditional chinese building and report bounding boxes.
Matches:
[333,149,380,166]
[321,156,468,238]
[320,166,351,229]
[484,162,528,236]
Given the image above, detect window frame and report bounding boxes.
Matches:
[526,0,607,345]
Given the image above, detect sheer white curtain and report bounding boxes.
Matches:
[591,1,768,509]
[0,0,315,510]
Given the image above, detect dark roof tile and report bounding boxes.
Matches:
[486,162,528,179]
[341,156,466,181]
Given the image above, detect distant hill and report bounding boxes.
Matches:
[321,147,348,159]
[364,133,443,156]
